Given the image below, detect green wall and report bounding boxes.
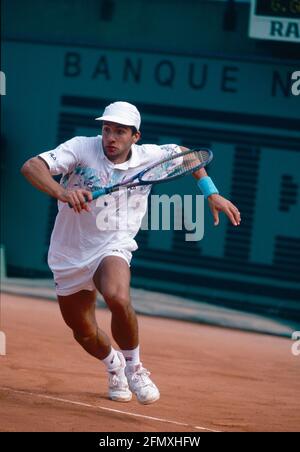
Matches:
[1,1,300,319]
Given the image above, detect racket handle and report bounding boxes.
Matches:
[91,187,108,200]
[68,188,108,208]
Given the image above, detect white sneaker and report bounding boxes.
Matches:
[108,352,132,402]
[125,363,160,405]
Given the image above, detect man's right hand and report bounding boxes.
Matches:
[58,189,93,213]
[21,157,94,213]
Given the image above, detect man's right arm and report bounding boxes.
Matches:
[20,156,92,213]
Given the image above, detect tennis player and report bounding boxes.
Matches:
[21,101,241,404]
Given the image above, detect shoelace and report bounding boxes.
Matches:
[131,367,152,387]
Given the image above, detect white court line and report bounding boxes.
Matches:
[0,387,221,433]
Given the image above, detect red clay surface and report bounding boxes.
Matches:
[0,293,299,432]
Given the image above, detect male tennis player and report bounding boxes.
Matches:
[21,101,241,404]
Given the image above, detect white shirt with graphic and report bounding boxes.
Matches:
[39,136,181,271]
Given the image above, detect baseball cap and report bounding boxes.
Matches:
[95,101,141,130]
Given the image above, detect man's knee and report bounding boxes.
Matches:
[61,315,95,335]
[63,318,97,343]
[101,288,131,313]
[73,328,97,346]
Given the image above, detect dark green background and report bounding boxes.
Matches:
[1,0,300,320]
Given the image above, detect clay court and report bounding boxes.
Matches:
[0,293,299,432]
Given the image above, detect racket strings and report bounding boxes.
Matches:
[141,149,210,182]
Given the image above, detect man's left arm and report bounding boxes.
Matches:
[179,146,241,227]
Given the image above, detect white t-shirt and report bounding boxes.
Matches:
[39,135,181,271]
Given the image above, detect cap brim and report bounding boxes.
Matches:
[95,115,136,127]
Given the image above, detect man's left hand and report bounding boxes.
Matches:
[208,194,241,227]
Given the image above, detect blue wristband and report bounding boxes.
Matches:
[197,176,219,199]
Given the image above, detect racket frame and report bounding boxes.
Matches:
[92,147,213,200]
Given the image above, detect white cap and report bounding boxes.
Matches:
[95,101,141,130]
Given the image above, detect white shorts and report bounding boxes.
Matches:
[52,248,132,296]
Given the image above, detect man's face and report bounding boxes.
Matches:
[102,121,140,162]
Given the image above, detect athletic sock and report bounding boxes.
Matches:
[101,347,121,372]
[121,345,140,366]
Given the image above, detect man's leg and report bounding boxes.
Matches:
[93,256,160,404]
[57,289,111,360]
[58,289,132,402]
[93,256,139,350]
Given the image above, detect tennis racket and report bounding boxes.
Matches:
[69,147,213,206]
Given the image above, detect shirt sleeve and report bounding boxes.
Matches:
[38,137,83,175]
[158,144,182,159]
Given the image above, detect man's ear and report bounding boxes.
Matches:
[133,131,141,143]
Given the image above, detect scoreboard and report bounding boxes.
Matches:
[249,0,300,42]
[256,0,300,18]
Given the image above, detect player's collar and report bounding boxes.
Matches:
[100,140,141,170]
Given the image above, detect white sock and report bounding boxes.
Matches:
[121,345,140,366]
[101,347,121,372]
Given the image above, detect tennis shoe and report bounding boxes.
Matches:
[108,352,132,402]
[125,363,160,404]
